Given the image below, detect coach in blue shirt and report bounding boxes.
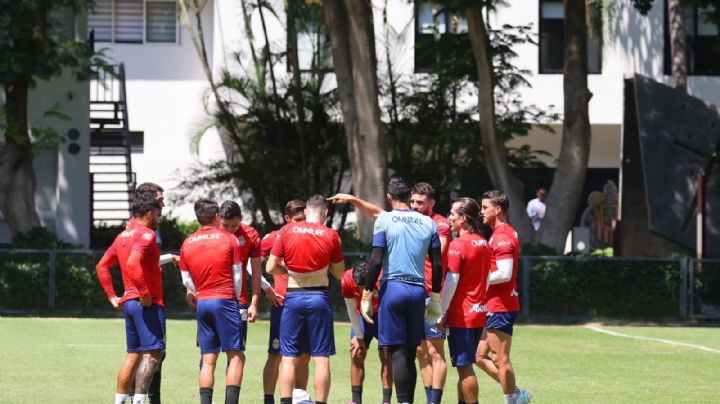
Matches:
[360,176,443,404]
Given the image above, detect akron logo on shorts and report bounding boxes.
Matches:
[272,338,280,350]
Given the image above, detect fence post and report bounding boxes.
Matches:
[679,258,688,317]
[522,256,530,318]
[688,259,695,318]
[48,250,56,310]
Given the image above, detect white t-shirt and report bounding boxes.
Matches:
[526,198,546,230]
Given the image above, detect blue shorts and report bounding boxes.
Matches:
[280,291,335,357]
[196,299,246,354]
[424,296,446,339]
[268,304,283,353]
[269,304,309,354]
[350,313,378,347]
[485,311,518,336]
[378,281,426,348]
[448,327,483,367]
[124,299,166,353]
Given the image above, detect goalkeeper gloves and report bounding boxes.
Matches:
[360,289,374,324]
[425,292,442,326]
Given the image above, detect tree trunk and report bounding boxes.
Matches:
[284,0,308,185]
[0,81,42,236]
[536,0,593,253]
[668,0,687,91]
[179,0,277,227]
[325,0,387,242]
[466,4,533,242]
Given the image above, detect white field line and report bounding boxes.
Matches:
[584,325,720,354]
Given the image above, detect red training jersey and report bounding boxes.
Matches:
[424,212,451,295]
[261,230,287,302]
[179,227,242,301]
[270,221,343,274]
[97,222,163,306]
[446,232,491,328]
[233,223,262,305]
[485,223,520,312]
[340,269,380,314]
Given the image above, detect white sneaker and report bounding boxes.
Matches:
[292,388,313,404]
[516,388,533,404]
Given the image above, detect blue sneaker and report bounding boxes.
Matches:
[516,388,533,404]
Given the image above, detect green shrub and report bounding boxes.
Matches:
[526,257,682,318]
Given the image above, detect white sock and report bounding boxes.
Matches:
[132,394,147,404]
[504,393,518,404]
[114,393,127,404]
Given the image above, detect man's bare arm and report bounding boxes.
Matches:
[266,254,287,275]
[329,261,345,280]
[440,236,449,256]
[328,193,384,219]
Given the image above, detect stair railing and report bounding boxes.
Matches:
[117,63,135,190]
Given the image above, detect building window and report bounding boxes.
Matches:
[414,1,469,73]
[146,1,178,43]
[539,0,602,74]
[287,0,332,72]
[88,0,177,44]
[664,2,720,75]
[114,0,143,43]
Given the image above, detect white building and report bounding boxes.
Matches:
[2,0,718,245]
[0,16,91,245]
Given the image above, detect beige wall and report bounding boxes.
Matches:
[507,124,621,169]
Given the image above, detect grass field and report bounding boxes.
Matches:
[1,318,719,403]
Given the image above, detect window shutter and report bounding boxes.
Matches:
[114,0,143,43]
[88,0,112,42]
[146,1,177,43]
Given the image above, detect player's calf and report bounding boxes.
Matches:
[132,350,161,404]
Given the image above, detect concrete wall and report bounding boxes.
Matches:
[0,71,91,245]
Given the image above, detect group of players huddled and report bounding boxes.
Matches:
[96,177,532,404]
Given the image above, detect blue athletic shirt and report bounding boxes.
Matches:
[372,209,440,286]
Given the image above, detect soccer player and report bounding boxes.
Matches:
[341,261,392,404]
[259,199,311,404]
[329,182,451,404]
[476,190,532,404]
[410,182,451,404]
[130,182,175,404]
[436,198,491,404]
[216,200,263,324]
[266,195,345,404]
[133,182,178,269]
[179,198,247,404]
[219,199,279,305]
[96,196,165,404]
[359,177,443,404]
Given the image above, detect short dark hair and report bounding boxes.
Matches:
[131,196,160,218]
[387,176,411,202]
[482,190,509,213]
[220,200,242,219]
[194,198,219,225]
[412,182,435,200]
[352,261,370,286]
[134,182,164,199]
[306,194,328,211]
[285,199,306,218]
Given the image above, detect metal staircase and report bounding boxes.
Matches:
[90,63,142,225]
